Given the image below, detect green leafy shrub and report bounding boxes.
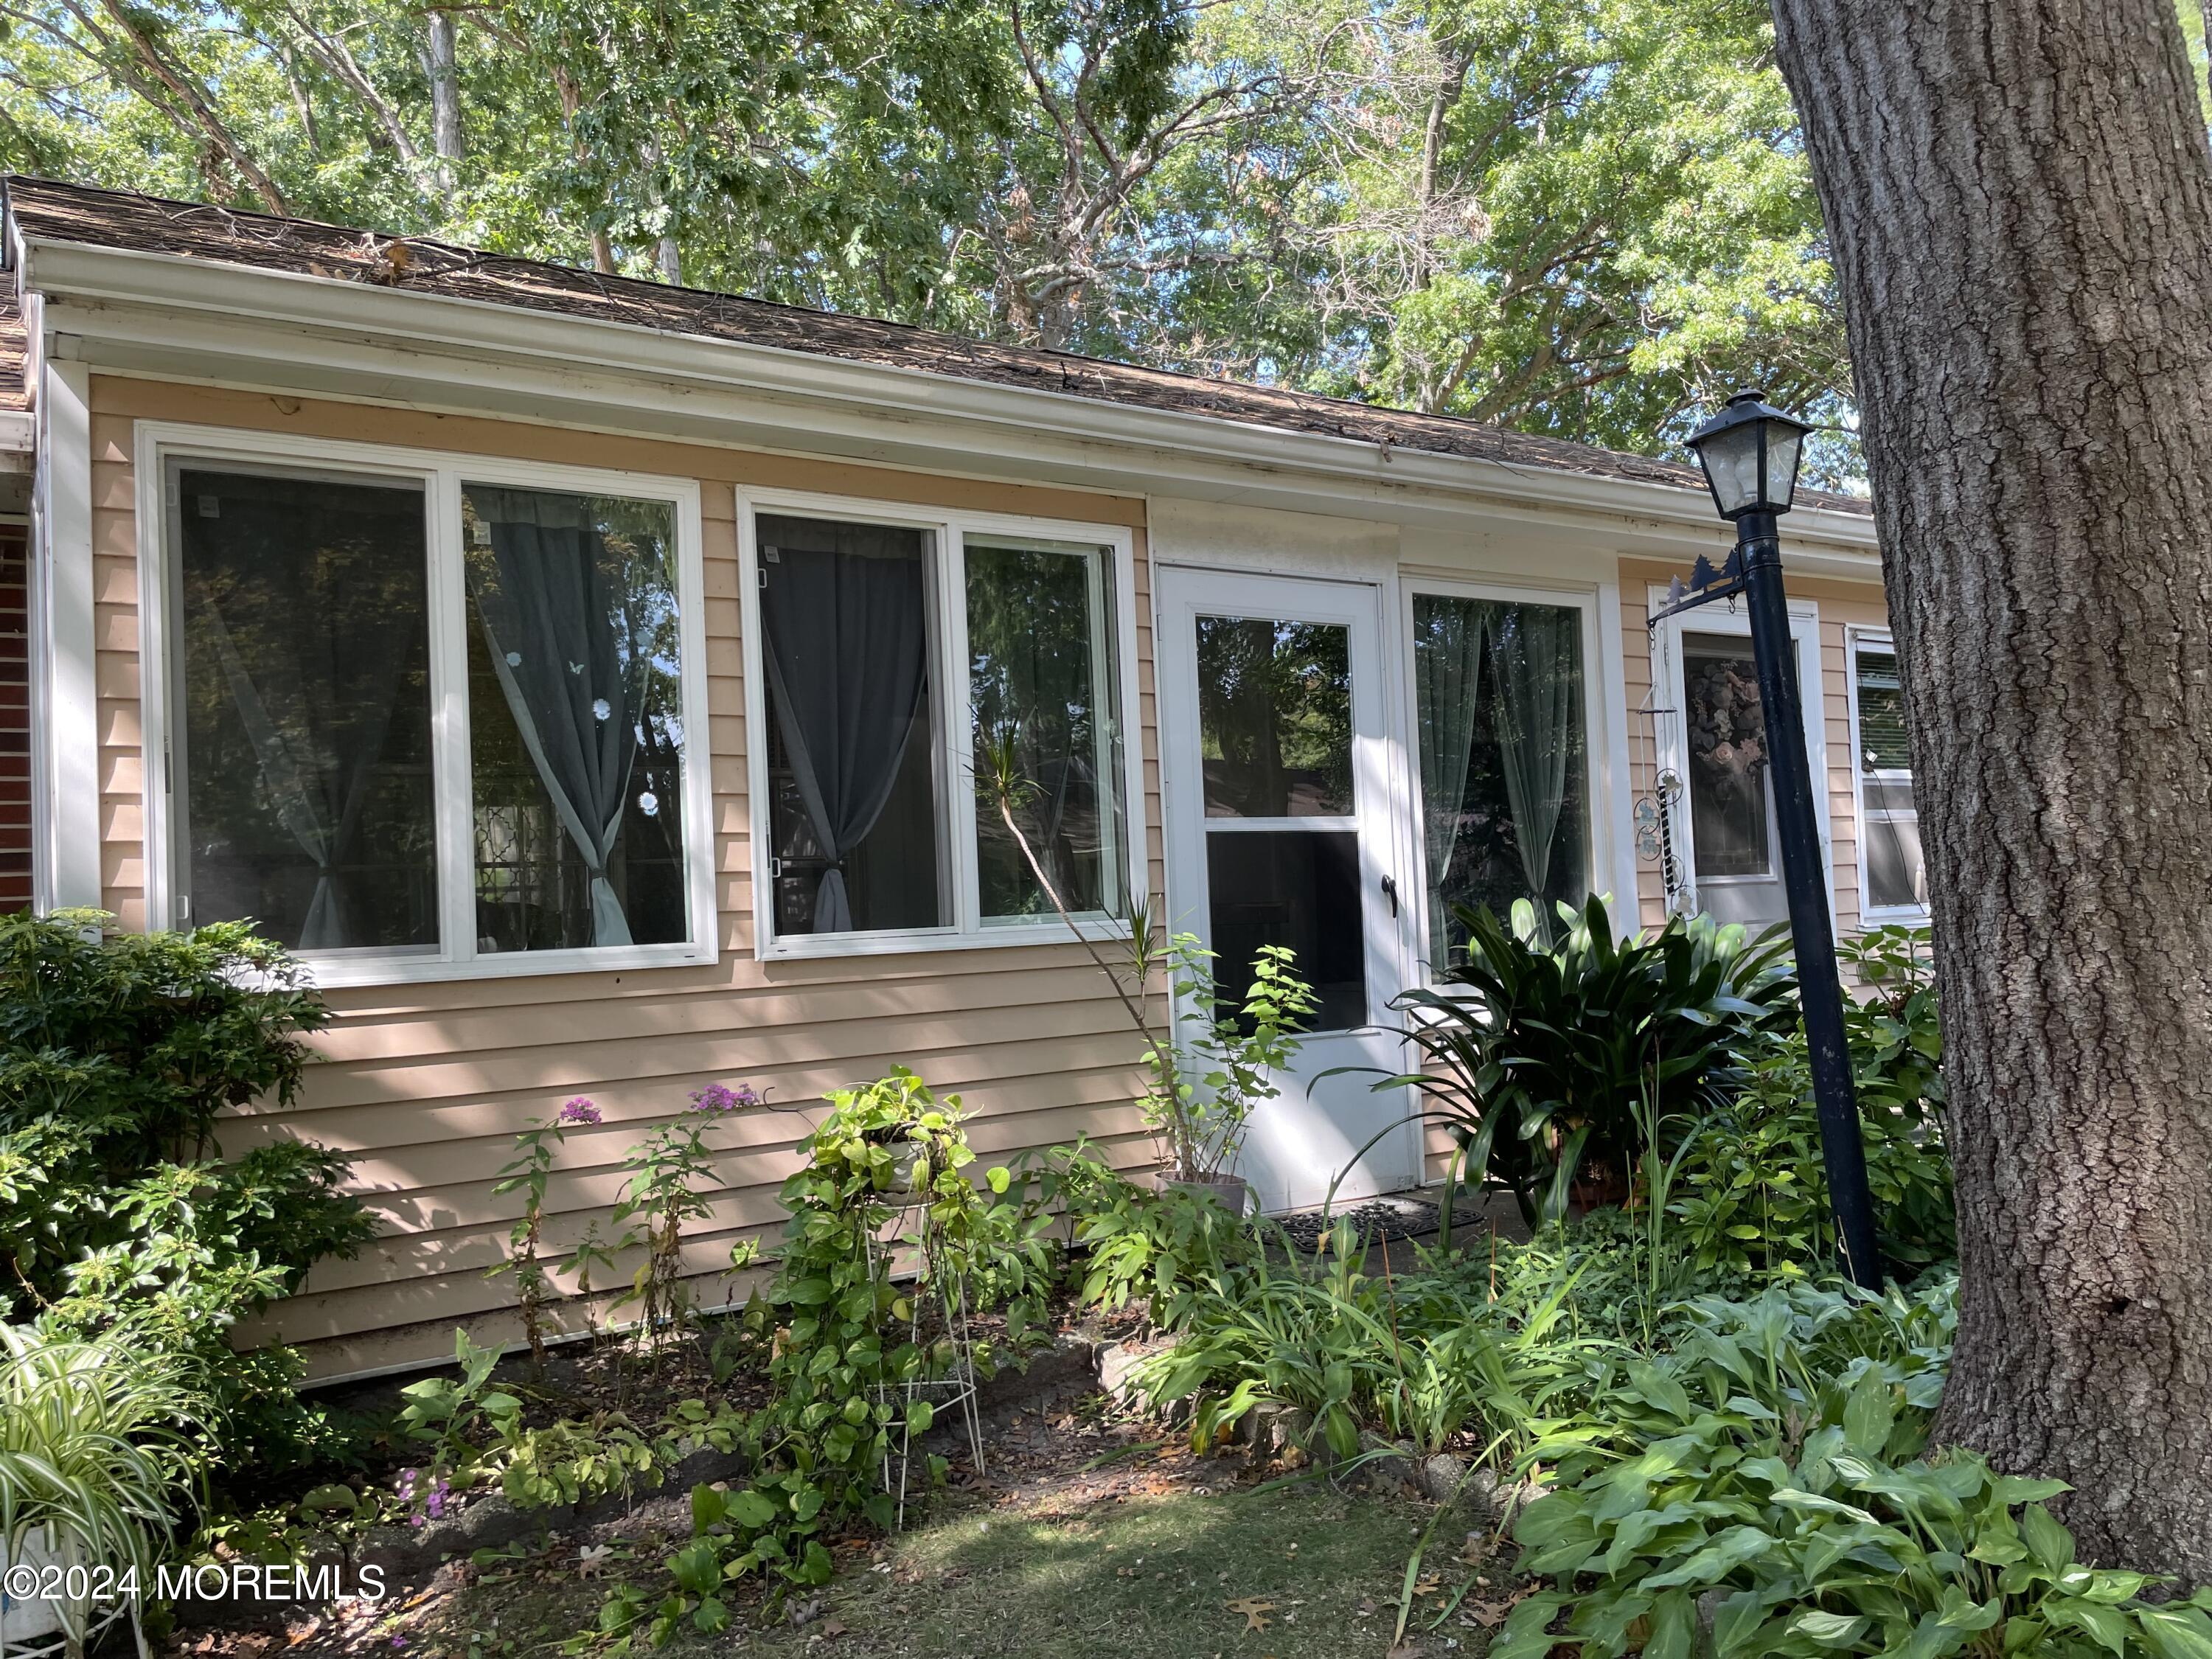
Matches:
[1840,923,1945,1119]
[1136,933,1315,1181]
[0,911,374,1482]
[1669,1038,1954,1281]
[1356,896,1796,1225]
[1499,1280,2212,1659]
[1051,1144,1261,1324]
[1670,925,1952,1281]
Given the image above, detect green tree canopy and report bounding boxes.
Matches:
[0,0,1857,473]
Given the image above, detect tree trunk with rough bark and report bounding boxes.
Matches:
[1767,0,2212,1582]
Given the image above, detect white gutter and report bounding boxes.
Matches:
[15,234,1881,560]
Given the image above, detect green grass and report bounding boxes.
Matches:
[773,1486,1458,1657]
[398,1476,1494,1659]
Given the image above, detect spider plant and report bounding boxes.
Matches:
[0,1324,198,1644]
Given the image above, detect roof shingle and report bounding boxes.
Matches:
[2,175,1867,513]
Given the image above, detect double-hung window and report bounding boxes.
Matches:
[745,495,1137,955]
[1407,586,1594,968]
[148,430,712,983]
[1851,633,1927,917]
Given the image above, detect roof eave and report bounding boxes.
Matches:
[15,231,1880,552]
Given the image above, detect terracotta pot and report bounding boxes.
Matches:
[1569,1165,1630,1215]
[1155,1172,1251,1218]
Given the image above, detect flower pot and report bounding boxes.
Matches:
[1569,1166,1630,1216]
[0,1525,87,1652]
[1155,1172,1251,1218]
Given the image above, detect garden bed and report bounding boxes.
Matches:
[164,1374,1515,1659]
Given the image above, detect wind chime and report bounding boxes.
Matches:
[1635,619,1689,915]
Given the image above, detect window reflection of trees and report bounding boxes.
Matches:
[175,466,439,950]
[968,541,1120,919]
[1196,617,1354,818]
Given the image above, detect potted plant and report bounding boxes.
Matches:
[0,1325,195,1659]
[973,730,1315,1218]
[1137,935,1315,1217]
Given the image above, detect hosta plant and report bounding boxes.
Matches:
[1498,1282,2212,1659]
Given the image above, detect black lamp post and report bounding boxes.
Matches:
[1672,390,1884,1288]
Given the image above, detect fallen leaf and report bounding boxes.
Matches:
[1225,1597,1276,1634]
[822,1619,847,1638]
[1414,1576,1443,1596]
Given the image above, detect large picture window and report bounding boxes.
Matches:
[157,439,709,982]
[175,465,438,953]
[748,499,1134,953]
[1852,635,1927,916]
[1410,591,1590,967]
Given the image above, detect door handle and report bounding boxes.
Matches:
[1381,874,1400,918]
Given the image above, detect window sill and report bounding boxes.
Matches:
[1857,905,1931,928]
[759,914,1135,962]
[296,942,717,990]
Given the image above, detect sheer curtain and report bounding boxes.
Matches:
[759,521,931,933]
[1412,596,1485,965]
[1488,605,1582,907]
[190,595,413,948]
[178,468,430,952]
[465,487,650,947]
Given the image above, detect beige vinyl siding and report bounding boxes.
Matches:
[90,376,1163,1376]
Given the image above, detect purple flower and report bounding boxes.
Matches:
[391,1638,408,1650]
[557,1097,602,1126]
[688,1082,760,1114]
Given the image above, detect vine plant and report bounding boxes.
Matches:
[607,1069,1057,1644]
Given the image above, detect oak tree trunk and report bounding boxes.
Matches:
[1767,0,2212,1581]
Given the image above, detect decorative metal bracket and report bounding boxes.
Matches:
[1647,545,1747,630]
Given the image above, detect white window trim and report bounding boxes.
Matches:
[133,420,717,987]
[737,486,1147,961]
[1399,575,1610,983]
[1644,585,1833,923]
[1846,626,1930,925]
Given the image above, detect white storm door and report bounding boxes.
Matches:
[1156,567,1417,1214]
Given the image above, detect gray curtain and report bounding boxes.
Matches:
[1412,596,1485,964]
[189,591,412,950]
[759,528,930,933]
[1489,604,1582,906]
[466,488,648,947]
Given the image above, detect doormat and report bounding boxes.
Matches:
[1268,1195,1441,1253]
